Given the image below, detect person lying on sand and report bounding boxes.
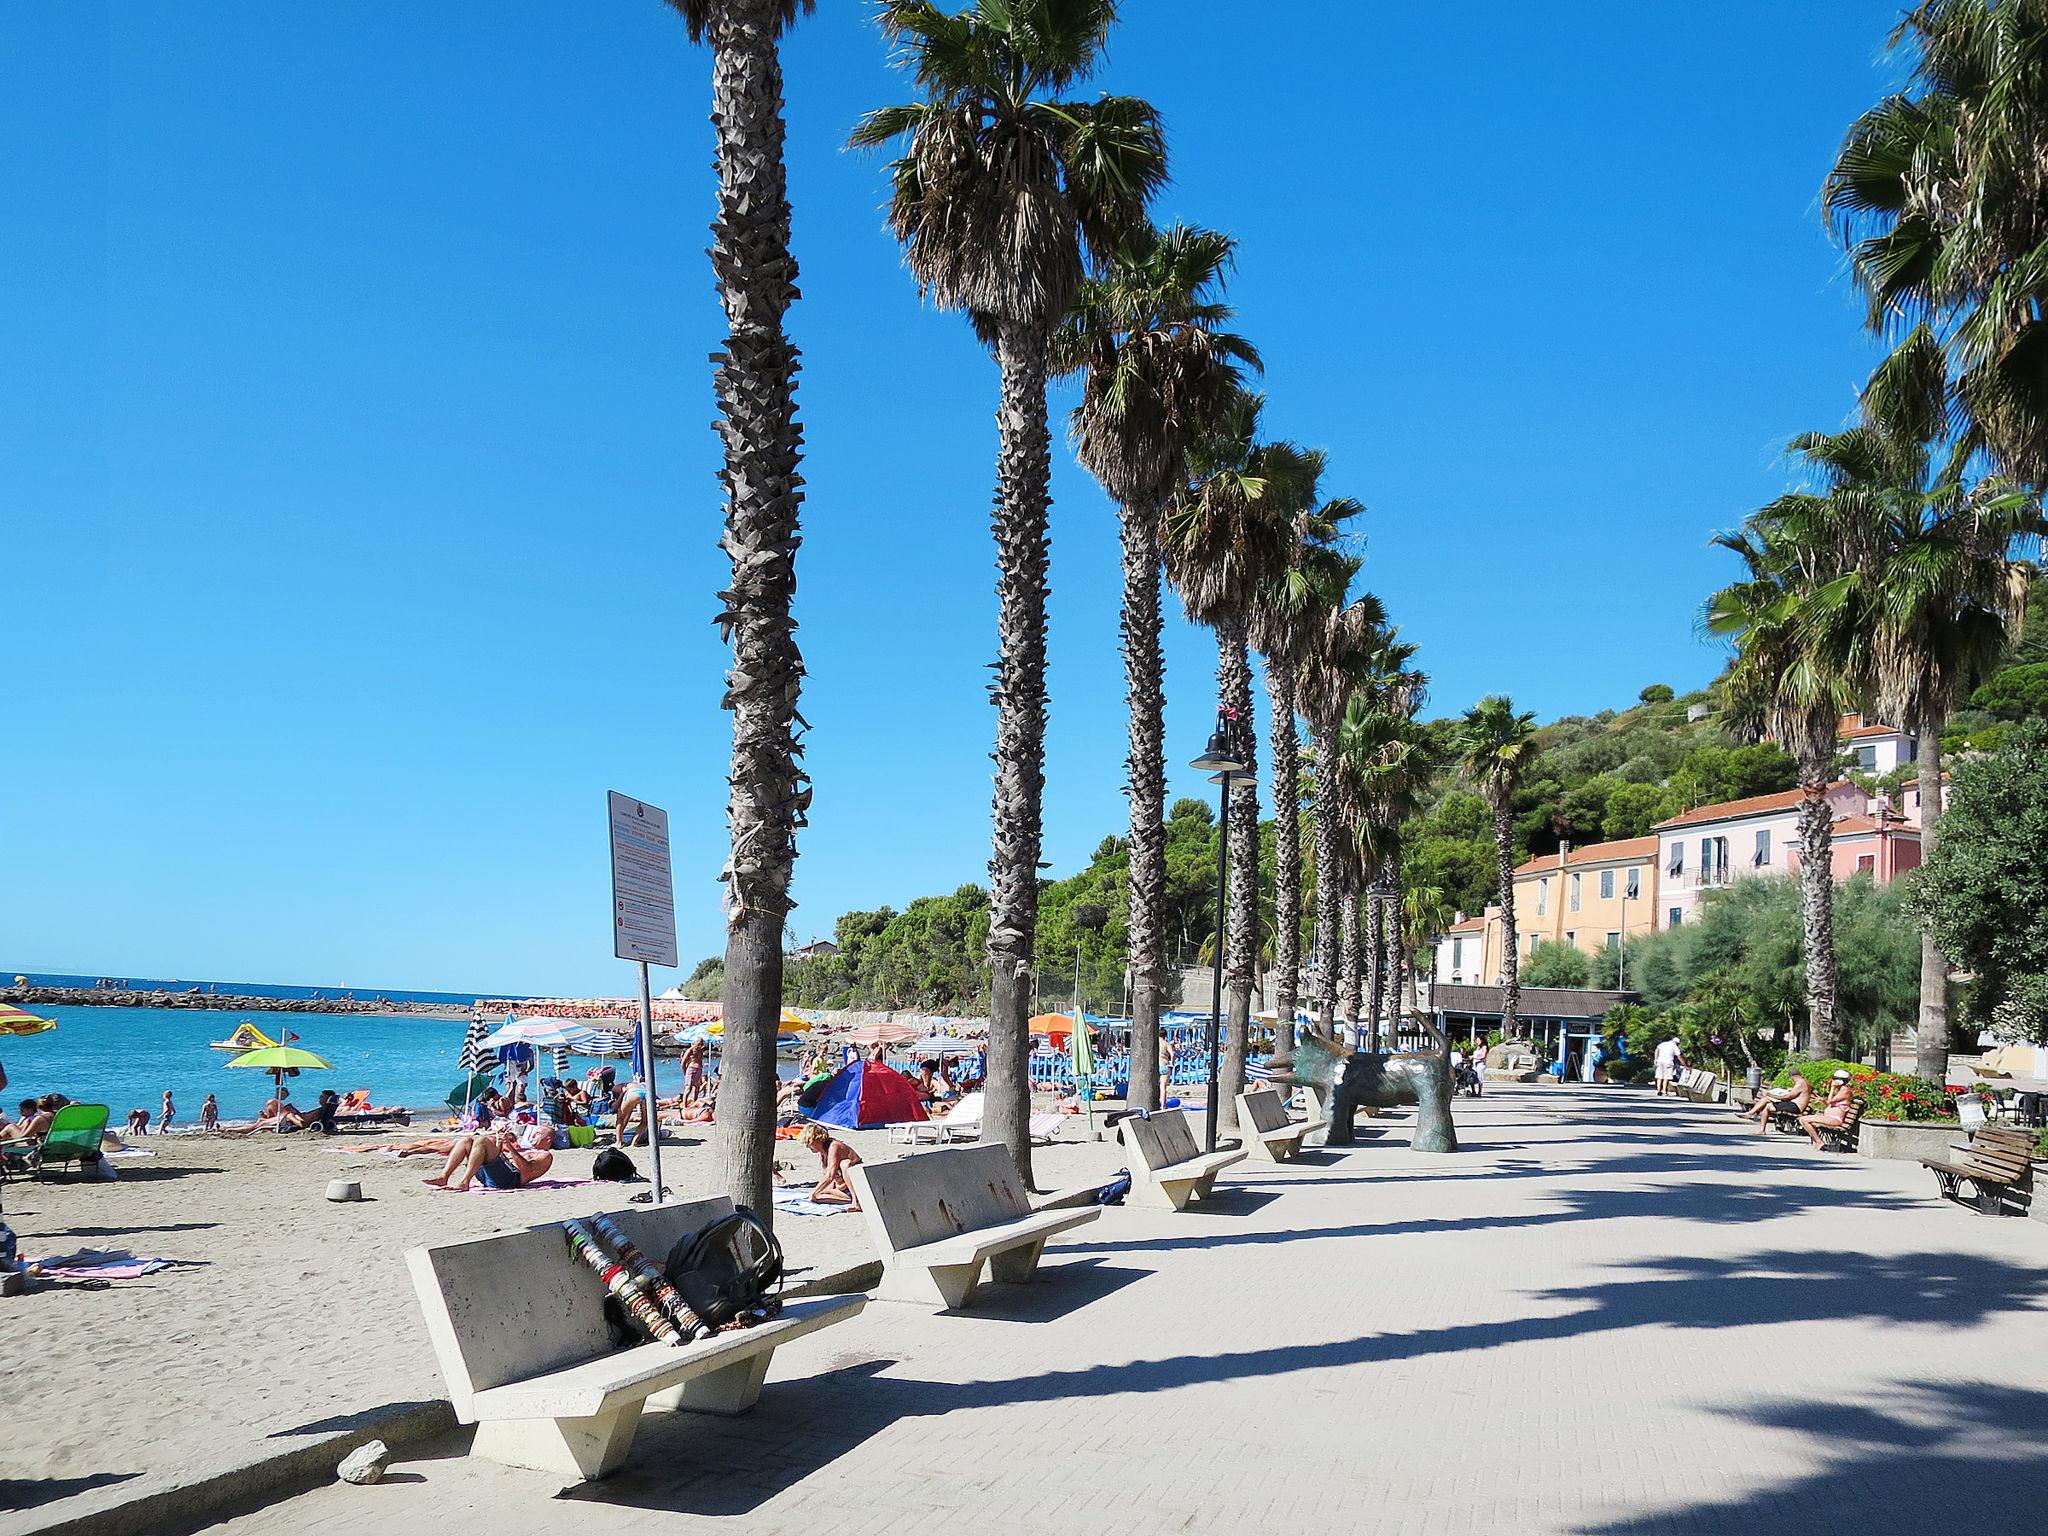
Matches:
[347,1134,466,1158]
[422,1127,553,1192]
[799,1123,860,1209]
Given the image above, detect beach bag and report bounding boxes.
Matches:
[663,1207,783,1331]
[1098,1169,1131,1206]
[593,1147,637,1182]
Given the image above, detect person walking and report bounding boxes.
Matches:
[1653,1035,1685,1097]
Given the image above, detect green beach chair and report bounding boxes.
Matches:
[32,1104,112,1180]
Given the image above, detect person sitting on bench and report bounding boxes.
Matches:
[1743,1073,1812,1132]
[1798,1071,1855,1149]
[800,1123,861,1209]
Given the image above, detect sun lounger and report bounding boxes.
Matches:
[887,1091,982,1145]
[847,1142,1099,1308]
[1028,1111,1064,1144]
[1118,1108,1246,1211]
[407,1196,864,1481]
[1234,1087,1326,1163]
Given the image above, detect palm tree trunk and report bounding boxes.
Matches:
[1120,499,1167,1111]
[1492,800,1521,1040]
[1339,881,1362,1036]
[1381,886,1401,1047]
[1796,771,1843,1059]
[705,0,805,1224]
[1217,622,1257,1133]
[1268,667,1302,1054]
[1361,879,1382,1046]
[1391,898,1412,1048]
[984,316,1053,1184]
[1310,719,1341,1035]
[1911,715,1950,1080]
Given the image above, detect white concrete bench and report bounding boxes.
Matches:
[848,1142,1099,1309]
[406,1196,865,1481]
[1677,1068,1722,1103]
[1235,1086,1327,1163]
[1118,1108,1246,1211]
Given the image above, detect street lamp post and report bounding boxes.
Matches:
[1190,712,1250,1154]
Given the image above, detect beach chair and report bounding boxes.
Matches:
[1028,1111,1064,1145]
[888,1092,983,1146]
[8,1105,113,1181]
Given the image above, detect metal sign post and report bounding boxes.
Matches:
[608,791,678,1203]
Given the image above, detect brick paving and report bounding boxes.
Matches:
[198,1085,2048,1535]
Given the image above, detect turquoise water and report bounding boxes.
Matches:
[1,1006,806,1122]
[3,1007,585,1121]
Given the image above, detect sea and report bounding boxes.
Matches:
[7,970,495,1007]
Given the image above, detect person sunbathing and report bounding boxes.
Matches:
[422,1127,553,1191]
[800,1123,860,1209]
[347,1133,467,1158]
[3,1099,50,1142]
[1743,1073,1812,1132]
[1798,1071,1856,1149]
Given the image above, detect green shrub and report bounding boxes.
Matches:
[1768,1058,1958,1123]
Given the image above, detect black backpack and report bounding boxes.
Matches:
[663,1206,784,1334]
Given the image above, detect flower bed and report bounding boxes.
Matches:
[1772,1059,1964,1124]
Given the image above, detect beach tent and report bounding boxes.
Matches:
[807,1059,928,1130]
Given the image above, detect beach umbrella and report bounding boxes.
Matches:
[848,1020,919,1047]
[457,1016,490,1075]
[227,1044,332,1107]
[906,1035,979,1058]
[779,1009,809,1032]
[0,1004,55,1036]
[481,1016,591,1051]
[446,1071,499,1111]
[1069,1011,1097,1132]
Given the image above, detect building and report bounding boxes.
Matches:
[1431,835,1659,985]
[1838,713,1917,776]
[1652,781,1918,929]
[790,939,839,960]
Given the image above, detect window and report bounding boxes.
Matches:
[1716,837,1730,884]
[1626,868,1641,900]
[1857,854,1876,874]
[1536,877,1548,916]
[1605,931,1621,951]
[1452,936,1464,971]
[1856,744,1878,772]
[1668,907,1683,928]
[1754,828,1771,867]
[1600,869,1615,901]
[1668,843,1684,876]
[1565,930,1577,950]
[1569,872,1582,912]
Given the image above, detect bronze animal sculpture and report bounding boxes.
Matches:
[1262,1027,1458,1153]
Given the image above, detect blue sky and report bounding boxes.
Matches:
[2,2,1904,995]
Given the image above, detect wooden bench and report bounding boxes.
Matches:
[1234,1087,1326,1163]
[847,1142,1100,1309]
[1921,1125,2036,1215]
[1810,1099,1865,1153]
[1118,1108,1246,1211]
[407,1196,865,1481]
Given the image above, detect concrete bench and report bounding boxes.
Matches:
[1677,1068,1721,1104]
[406,1196,864,1481]
[1118,1108,1246,1211]
[848,1142,1099,1309]
[1235,1087,1326,1163]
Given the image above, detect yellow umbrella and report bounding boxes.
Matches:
[0,1004,55,1036]
[228,1044,333,1106]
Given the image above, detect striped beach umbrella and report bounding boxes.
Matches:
[457,1016,490,1075]
[0,1003,55,1036]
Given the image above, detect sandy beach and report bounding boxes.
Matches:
[0,1101,1129,1532]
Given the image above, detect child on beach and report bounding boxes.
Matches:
[127,1107,151,1136]
[199,1094,219,1133]
[160,1089,175,1134]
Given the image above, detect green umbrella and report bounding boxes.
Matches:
[1068,1011,1096,1134]
[227,1044,332,1111]
[446,1070,499,1112]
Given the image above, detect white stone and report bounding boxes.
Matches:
[325,1179,362,1202]
[337,1440,389,1485]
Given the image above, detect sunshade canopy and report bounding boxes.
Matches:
[0,1004,55,1036]
[227,1045,332,1071]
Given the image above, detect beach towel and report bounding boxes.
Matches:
[461,1176,601,1194]
[30,1252,171,1280]
[771,1186,851,1217]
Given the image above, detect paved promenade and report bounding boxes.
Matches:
[201,1085,2048,1535]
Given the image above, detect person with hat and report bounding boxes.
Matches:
[1798,1070,1856,1149]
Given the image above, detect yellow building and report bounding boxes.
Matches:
[1433,835,1660,986]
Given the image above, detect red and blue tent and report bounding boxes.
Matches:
[809,1059,928,1130]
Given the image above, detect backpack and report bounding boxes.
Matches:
[663,1206,784,1334]
[593,1147,637,1182]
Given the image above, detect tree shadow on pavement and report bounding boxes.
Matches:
[1572,1379,2048,1533]
[564,1247,2045,1519]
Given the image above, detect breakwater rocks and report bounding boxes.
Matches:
[4,986,474,1017]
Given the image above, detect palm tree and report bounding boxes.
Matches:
[1823,1,2048,485]
[664,0,814,1223]
[1249,460,1361,1054]
[1816,335,2044,1074]
[1709,432,1881,1058]
[853,0,1164,1178]
[1054,224,1257,1110]
[1163,391,1302,1128]
[1338,672,1427,1046]
[1457,696,1537,1040]
[1298,594,1386,1033]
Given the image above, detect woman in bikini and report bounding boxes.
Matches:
[800,1123,861,1208]
[1798,1071,1856,1149]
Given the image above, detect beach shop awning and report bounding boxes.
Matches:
[0,1004,55,1036]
